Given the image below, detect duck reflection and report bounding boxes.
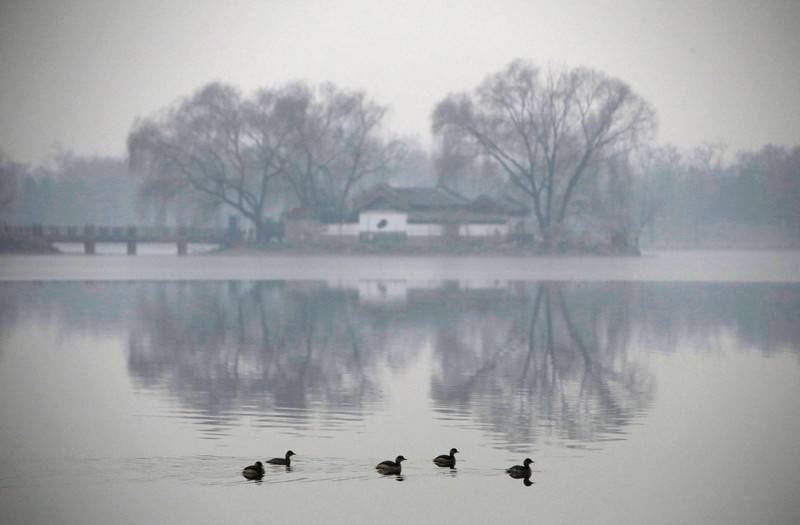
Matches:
[506,458,534,486]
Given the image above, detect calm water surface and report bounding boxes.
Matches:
[1,275,799,524]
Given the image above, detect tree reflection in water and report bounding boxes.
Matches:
[127,282,390,424]
[124,280,657,447]
[429,282,656,450]
[2,280,798,449]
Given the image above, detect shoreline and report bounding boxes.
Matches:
[202,243,642,257]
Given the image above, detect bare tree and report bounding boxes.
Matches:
[128,81,402,235]
[284,83,403,216]
[432,59,656,247]
[739,144,800,233]
[434,132,506,198]
[629,144,682,244]
[0,150,23,213]
[128,82,291,240]
[392,139,436,187]
[588,145,681,250]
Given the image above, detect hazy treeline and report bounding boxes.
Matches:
[0,152,141,225]
[2,58,798,247]
[0,151,243,228]
[641,143,800,247]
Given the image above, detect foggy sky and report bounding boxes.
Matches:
[1,0,799,164]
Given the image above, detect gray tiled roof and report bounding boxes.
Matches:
[392,187,466,209]
[355,184,466,211]
[354,184,530,218]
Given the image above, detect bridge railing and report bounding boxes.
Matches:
[1,223,231,242]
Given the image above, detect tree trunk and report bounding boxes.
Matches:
[540,222,560,251]
[254,219,268,244]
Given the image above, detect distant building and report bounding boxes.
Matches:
[284,184,530,243]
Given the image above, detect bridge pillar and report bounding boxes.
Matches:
[84,225,96,255]
[126,225,137,255]
[177,226,188,255]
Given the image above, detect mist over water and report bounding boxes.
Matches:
[1,277,798,524]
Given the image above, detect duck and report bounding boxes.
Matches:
[375,455,406,475]
[266,450,295,466]
[506,458,534,479]
[433,447,459,468]
[242,461,265,480]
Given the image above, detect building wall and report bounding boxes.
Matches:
[459,223,509,237]
[407,223,443,237]
[358,211,408,233]
[323,222,360,236]
[310,209,523,239]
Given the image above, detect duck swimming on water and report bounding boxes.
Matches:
[266,450,295,466]
[506,458,534,479]
[433,448,459,468]
[242,461,264,480]
[375,455,406,475]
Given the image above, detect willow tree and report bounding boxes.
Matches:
[432,59,656,247]
[128,81,401,238]
[281,82,404,217]
[128,82,292,239]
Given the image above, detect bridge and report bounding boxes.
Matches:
[1,224,237,254]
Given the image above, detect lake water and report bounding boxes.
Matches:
[1,254,799,524]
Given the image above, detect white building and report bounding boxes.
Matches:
[285,184,530,242]
[352,185,529,241]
